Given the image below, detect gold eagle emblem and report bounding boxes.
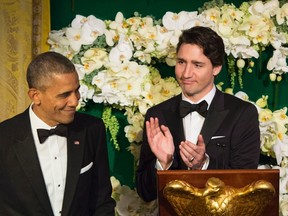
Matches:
[163,177,275,216]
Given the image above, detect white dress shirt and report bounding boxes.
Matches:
[182,86,215,144]
[156,85,216,170]
[29,105,67,216]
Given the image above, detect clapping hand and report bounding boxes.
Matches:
[179,134,206,169]
[146,117,175,170]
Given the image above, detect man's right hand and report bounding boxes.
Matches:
[146,117,175,169]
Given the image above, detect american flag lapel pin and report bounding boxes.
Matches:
[74,140,80,145]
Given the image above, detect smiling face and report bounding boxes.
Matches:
[175,43,222,102]
[29,72,80,126]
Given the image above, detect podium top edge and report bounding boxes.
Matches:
[157,169,279,175]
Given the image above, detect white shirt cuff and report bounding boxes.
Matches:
[155,158,173,170]
[201,153,210,170]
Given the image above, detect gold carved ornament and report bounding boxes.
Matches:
[163,177,275,216]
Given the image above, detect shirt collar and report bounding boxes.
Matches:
[181,85,216,109]
[29,104,54,130]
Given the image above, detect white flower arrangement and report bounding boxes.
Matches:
[111,176,158,216]
[48,0,288,214]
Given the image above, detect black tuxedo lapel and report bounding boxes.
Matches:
[164,111,185,143]
[163,95,186,169]
[201,89,229,145]
[163,95,185,143]
[61,124,85,216]
[12,111,54,216]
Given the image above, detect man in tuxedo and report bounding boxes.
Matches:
[0,51,115,215]
[136,26,260,202]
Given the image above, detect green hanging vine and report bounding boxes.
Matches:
[227,55,236,89]
[227,56,247,89]
[236,58,246,89]
[238,68,243,89]
[102,106,120,151]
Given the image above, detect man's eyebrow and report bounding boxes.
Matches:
[58,85,80,96]
[57,91,72,97]
[191,60,205,65]
[176,57,185,61]
[176,57,205,65]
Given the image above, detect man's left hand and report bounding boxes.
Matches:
[179,134,206,169]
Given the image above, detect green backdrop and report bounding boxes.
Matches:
[50,0,288,188]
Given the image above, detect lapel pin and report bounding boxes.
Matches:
[74,140,80,145]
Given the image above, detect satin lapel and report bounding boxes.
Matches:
[201,90,229,145]
[163,96,185,143]
[13,132,54,216]
[61,129,85,215]
[164,110,185,143]
[163,98,186,168]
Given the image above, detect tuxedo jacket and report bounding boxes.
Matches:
[0,109,115,216]
[136,89,261,202]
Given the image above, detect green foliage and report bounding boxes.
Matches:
[227,56,236,88]
[102,106,120,150]
[238,68,243,89]
[198,0,225,13]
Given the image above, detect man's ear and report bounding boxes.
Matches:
[28,88,41,105]
[213,65,222,76]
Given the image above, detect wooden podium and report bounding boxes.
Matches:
[157,169,279,216]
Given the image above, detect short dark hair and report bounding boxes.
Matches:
[26,51,76,90]
[176,26,225,67]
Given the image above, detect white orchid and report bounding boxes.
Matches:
[234,91,250,101]
[112,184,158,216]
[74,63,86,80]
[162,11,198,31]
[109,34,133,64]
[202,7,221,23]
[248,0,279,17]
[91,61,151,107]
[224,4,244,21]
[231,44,259,59]
[65,15,106,52]
[124,125,143,143]
[273,107,288,130]
[273,136,288,165]
[275,3,288,25]
[154,25,174,49]
[71,15,106,41]
[111,175,158,216]
[78,84,94,105]
[65,27,85,52]
[235,92,288,170]
[91,70,107,88]
[255,95,268,109]
[81,48,108,73]
[48,29,74,58]
[238,15,268,42]
[258,105,288,164]
[270,30,286,50]
[228,35,259,59]
[183,15,211,29]
[133,50,152,64]
[267,47,288,75]
[280,195,288,216]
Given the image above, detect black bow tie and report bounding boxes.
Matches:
[179,100,208,118]
[37,124,68,144]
